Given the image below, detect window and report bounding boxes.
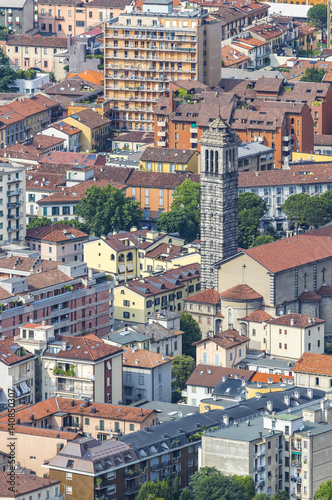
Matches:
[130,423,134,431]
[114,421,120,432]
[123,300,130,307]
[230,352,233,361]
[84,418,90,425]
[139,375,144,385]
[308,343,311,351]
[315,377,319,385]
[76,21,85,27]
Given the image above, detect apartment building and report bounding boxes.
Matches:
[0,0,33,34]
[0,162,26,246]
[194,330,249,368]
[62,109,111,151]
[42,333,123,402]
[0,337,35,409]
[114,263,200,324]
[104,0,222,132]
[122,348,173,404]
[26,223,89,263]
[140,147,199,173]
[6,35,68,72]
[105,311,183,356]
[184,288,222,337]
[238,163,332,232]
[0,261,113,339]
[0,473,61,500]
[47,410,225,499]
[293,352,332,391]
[0,397,157,439]
[83,228,185,283]
[230,36,270,69]
[40,121,81,152]
[200,407,332,499]
[37,0,131,36]
[241,312,325,360]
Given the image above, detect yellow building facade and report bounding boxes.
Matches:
[62,110,111,152]
[140,150,200,173]
[104,7,221,132]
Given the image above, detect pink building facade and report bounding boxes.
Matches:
[0,262,113,339]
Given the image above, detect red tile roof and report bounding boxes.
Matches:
[7,34,67,48]
[240,309,273,322]
[26,223,88,242]
[251,372,294,384]
[267,313,325,328]
[0,397,155,424]
[37,179,112,204]
[186,364,254,387]
[185,288,221,304]
[317,284,332,296]
[0,421,79,439]
[44,334,122,361]
[0,338,34,366]
[299,291,321,302]
[39,151,105,166]
[122,348,172,368]
[194,329,249,349]
[220,284,262,301]
[32,134,65,150]
[0,471,59,497]
[243,226,332,274]
[293,352,332,375]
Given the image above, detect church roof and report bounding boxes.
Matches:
[243,226,332,274]
[220,284,262,301]
[299,291,321,301]
[317,284,332,296]
[185,288,221,305]
[240,309,273,322]
[200,115,241,146]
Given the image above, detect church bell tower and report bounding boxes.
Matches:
[200,116,240,290]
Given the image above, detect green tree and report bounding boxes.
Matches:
[233,475,255,499]
[0,51,17,91]
[189,467,250,500]
[27,217,52,229]
[172,355,195,391]
[238,193,267,249]
[252,234,274,247]
[55,218,89,234]
[179,490,194,500]
[314,480,332,499]
[281,193,311,232]
[174,477,180,500]
[307,4,327,30]
[75,184,141,237]
[156,179,200,242]
[272,492,289,500]
[300,67,325,83]
[136,479,173,500]
[180,312,201,359]
[254,494,269,500]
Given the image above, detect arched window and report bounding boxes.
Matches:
[168,238,172,244]
[227,307,233,326]
[225,150,229,171]
[126,252,133,262]
[215,151,218,174]
[210,150,214,173]
[205,150,209,172]
[110,254,115,261]
[119,254,125,262]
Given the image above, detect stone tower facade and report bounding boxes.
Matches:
[200,116,240,290]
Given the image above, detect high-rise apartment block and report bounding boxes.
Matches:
[104,0,221,132]
[0,162,26,246]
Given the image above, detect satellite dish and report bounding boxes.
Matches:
[178,412,182,418]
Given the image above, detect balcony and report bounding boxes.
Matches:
[158,140,166,146]
[56,384,93,397]
[7,201,23,209]
[151,463,162,471]
[7,188,23,196]
[291,460,302,468]
[125,485,140,495]
[7,178,21,184]
[157,129,165,136]
[190,136,197,143]
[190,126,197,132]
[282,134,291,141]
[7,212,23,219]
[125,469,139,479]
[282,145,292,152]
[157,119,166,125]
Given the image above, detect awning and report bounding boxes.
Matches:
[13,385,20,398]
[118,264,125,273]
[127,263,134,272]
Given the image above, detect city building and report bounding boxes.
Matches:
[200,407,332,499]
[83,228,185,283]
[113,263,200,325]
[111,130,155,151]
[0,337,35,409]
[31,134,66,154]
[184,364,255,406]
[0,472,61,500]
[104,311,183,356]
[104,0,222,132]
[293,352,332,391]
[0,261,113,339]
[122,348,173,404]
[6,35,68,73]
[194,330,249,368]
[221,45,250,69]
[40,121,81,152]
[25,223,89,263]
[0,161,26,246]
[238,142,274,171]
[184,288,222,337]
[230,36,270,69]
[62,109,111,152]
[0,397,157,440]
[139,147,199,173]
[46,410,226,499]
[0,0,33,34]
[241,313,325,359]
[42,333,123,402]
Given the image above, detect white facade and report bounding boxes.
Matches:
[40,125,81,152]
[0,352,35,409]
[123,361,172,405]
[0,162,26,245]
[185,384,212,406]
[11,73,50,95]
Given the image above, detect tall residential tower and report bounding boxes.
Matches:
[104,0,221,132]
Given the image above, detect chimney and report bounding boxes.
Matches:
[307,388,313,399]
[266,400,273,412]
[88,268,93,279]
[293,390,300,399]
[290,318,295,326]
[284,395,290,406]
[223,414,229,426]
[321,400,325,422]
[62,341,67,351]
